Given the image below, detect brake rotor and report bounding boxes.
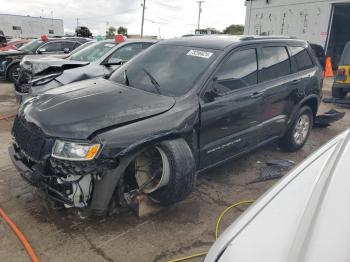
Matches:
[135,146,170,194]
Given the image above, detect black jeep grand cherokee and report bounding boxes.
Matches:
[9,36,323,215]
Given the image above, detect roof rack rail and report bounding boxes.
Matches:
[241,35,297,41]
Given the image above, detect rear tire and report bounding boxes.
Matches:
[135,138,196,206]
[279,106,313,152]
[7,64,20,83]
[332,87,347,99]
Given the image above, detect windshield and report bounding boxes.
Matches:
[19,39,43,52]
[110,44,221,96]
[69,41,117,62]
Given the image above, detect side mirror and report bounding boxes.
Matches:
[104,58,125,66]
[63,48,70,54]
[204,88,220,102]
[37,48,46,54]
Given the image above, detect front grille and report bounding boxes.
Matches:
[50,158,103,177]
[12,117,54,162]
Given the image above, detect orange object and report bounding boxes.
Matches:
[0,114,16,121]
[0,208,40,262]
[324,56,334,78]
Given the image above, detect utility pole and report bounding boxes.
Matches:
[197,1,205,30]
[76,18,80,28]
[141,0,146,38]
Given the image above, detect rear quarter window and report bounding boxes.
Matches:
[260,46,291,82]
[290,46,314,71]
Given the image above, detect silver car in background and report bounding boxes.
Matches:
[206,129,350,262]
[15,38,157,102]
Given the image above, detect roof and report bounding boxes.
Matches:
[0,13,63,21]
[160,35,306,50]
[205,129,350,262]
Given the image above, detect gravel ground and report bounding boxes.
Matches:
[0,78,348,262]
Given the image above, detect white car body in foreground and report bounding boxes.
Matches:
[206,129,350,262]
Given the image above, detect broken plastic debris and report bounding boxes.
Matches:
[314,109,345,128]
[248,159,295,184]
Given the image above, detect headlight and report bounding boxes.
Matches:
[52,140,101,161]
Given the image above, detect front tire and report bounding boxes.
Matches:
[7,64,20,83]
[279,106,313,152]
[134,138,196,206]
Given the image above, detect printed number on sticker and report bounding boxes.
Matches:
[187,50,213,59]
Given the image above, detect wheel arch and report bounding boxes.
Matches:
[300,96,319,118]
[114,130,199,168]
[5,61,20,80]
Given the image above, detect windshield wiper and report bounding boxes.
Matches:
[142,68,161,94]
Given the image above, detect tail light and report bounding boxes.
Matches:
[337,68,345,76]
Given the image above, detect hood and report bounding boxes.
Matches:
[206,130,350,262]
[21,78,175,139]
[0,49,27,57]
[21,55,89,75]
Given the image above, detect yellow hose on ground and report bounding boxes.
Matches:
[168,200,255,262]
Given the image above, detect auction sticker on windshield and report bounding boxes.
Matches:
[104,44,115,48]
[186,50,213,59]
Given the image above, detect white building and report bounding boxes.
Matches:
[0,14,64,39]
[244,0,350,66]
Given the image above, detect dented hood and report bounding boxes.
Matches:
[22,55,89,74]
[21,78,175,139]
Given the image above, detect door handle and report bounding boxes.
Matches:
[250,91,263,99]
[292,79,302,85]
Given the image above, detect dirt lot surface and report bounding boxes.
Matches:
[0,78,348,262]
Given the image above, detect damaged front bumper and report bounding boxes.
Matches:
[8,143,120,214]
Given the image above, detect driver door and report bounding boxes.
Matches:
[199,47,265,168]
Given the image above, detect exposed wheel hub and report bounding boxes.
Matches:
[135,146,170,193]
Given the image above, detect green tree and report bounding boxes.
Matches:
[106,26,116,39]
[223,24,244,35]
[117,26,128,36]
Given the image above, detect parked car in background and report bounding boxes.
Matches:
[0,36,90,82]
[15,38,156,103]
[9,36,322,215]
[205,129,350,262]
[49,40,96,59]
[0,39,30,51]
[332,41,350,98]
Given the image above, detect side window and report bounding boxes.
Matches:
[290,46,314,71]
[41,42,63,52]
[213,48,258,95]
[142,42,153,49]
[73,42,82,49]
[108,43,143,63]
[260,46,291,82]
[62,41,76,51]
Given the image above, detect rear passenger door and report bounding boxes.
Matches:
[257,44,295,140]
[289,45,318,98]
[200,47,265,168]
